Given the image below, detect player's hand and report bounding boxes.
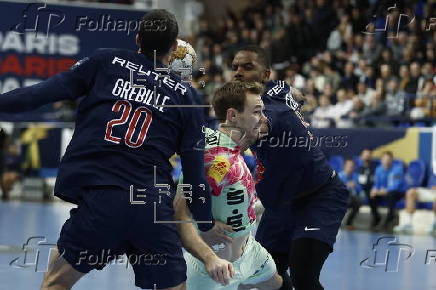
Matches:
[204,253,235,286]
[201,221,234,244]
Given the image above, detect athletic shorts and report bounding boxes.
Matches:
[256,174,349,253]
[184,235,277,290]
[415,187,436,202]
[57,185,186,289]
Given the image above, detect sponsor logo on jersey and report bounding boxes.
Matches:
[208,155,230,184]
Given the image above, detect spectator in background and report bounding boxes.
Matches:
[385,79,406,117]
[362,35,382,65]
[356,81,375,107]
[339,159,362,229]
[398,64,410,91]
[356,149,377,228]
[348,96,365,125]
[394,175,436,234]
[330,88,354,128]
[323,64,341,91]
[405,62,421,96]
[377,48,398,75]
[379,64,397,91]
[361,64,376,89]
[370,151,407,230]
[418,62,433,93]
[358,91,387,127]
[191,0,433,128]
[311,95,333,128]
[340,61,358,91]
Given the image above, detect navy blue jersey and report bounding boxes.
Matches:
[253,80,333,209]
[0,49,214,229]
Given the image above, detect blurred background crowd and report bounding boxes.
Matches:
[186,0,435,128]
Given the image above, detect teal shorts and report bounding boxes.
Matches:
[184,235,277,290]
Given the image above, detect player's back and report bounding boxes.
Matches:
[55,49,203,203]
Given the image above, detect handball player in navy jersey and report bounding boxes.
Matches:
[231,45,349,290]
[0,10,235,290]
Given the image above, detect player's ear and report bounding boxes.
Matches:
[226,108,238,123]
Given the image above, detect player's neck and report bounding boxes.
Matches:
[137,49,170,65]
[218,125,250,152]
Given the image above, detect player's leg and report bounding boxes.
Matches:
[238,272,282,290]
[41,247,85,290]
[237,236,282,290]
[255,209,293,289]
[51,186,131,289]
[288,238,332,290]
[269,252,293,290]
[129,186,191,290]
[289,175,348,289]
[183,251,225,290]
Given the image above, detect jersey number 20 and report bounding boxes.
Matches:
[104,100,153,148]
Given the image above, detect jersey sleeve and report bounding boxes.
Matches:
[0,50,101,113]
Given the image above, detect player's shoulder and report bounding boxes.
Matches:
[88,48,141,65]
[264,80,290,98]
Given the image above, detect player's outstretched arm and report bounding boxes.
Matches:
[173,192,235,286]
[0,54,98,113]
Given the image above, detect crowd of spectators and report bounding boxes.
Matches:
[190,0,435,128]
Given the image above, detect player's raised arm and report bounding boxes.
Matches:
[0,52,99,113]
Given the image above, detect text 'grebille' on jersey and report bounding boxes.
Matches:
[0,49,205,204]
[252,80,333,209]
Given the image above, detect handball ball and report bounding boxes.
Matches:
[169,39,197,79]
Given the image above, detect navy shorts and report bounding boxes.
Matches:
[256,175,349,253]
[57,185,186,289]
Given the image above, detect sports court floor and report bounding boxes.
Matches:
[1,201,436,290]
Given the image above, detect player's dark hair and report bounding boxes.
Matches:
[235,45,271,68]
[212,81,264,122]
[382,151,393,158]
[138,9,178,57]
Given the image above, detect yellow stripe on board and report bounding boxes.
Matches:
[372,128,419,164]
